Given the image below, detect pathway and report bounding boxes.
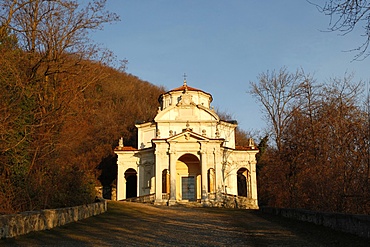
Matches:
[1,202,368,246]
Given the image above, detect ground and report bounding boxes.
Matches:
[1,201,368,246]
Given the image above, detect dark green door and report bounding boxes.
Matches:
[182,176,195,201]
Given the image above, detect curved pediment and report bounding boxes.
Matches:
[159,82,213,110]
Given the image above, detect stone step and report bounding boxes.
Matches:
[173,201,204,208]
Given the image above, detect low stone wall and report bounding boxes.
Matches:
[261,207,370,238]
[124,194,155,203]
[95,186,117,201]
[208,194,259,209]
[0,200,107,239]
[223,194,259,209]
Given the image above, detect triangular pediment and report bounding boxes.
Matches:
[167,130,210,142]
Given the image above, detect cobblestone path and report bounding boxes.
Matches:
[1,201,368,246]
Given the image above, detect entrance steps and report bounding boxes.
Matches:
[121,193,259,209]
[173,201,203,208]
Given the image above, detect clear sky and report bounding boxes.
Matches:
[91,0,369,133]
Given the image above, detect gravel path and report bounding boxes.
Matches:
[1,201,368,246]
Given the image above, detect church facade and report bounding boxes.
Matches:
[114,81,258,208]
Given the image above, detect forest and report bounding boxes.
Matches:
[0,0,165,213]
[252,68,370,215]
[0,0,368,216]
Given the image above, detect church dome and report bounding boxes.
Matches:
[158,80,213,110]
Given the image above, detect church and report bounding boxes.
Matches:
[114,80,259,209]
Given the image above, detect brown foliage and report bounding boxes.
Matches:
[0,50,164,213]
[254,70,370,214]
[0,0,164,214]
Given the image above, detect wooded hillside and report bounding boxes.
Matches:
[0,0,253,214]
[0,46,165,213]
[2,0,367,217]
[0,0,167,214]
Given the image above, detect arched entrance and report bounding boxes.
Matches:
[176,154,201,201]
[237,168,249,197]
[125,168,137,199]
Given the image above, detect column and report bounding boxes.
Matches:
[250,160,258,205]
[116,155,126,201]
[209,168,215,193]
[166,171,170,194]
[169,149,177,204]
[200,149,208,202]
[154,150,163,204]
[214,147,223,201]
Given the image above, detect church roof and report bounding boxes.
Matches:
[114,146,138,151]
[168,84,205,93]
[235,145,258,151]
[159,80,213,102]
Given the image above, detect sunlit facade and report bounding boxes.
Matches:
[115,81,258,208]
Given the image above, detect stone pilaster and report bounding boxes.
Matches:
[250,160,258,207]
[213,147,223,201]
[200,147,208,202]
[169,148,177,205]
[154,150,164,204]
[116,155,126,201]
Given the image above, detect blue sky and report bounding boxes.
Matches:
[91,0,369,133]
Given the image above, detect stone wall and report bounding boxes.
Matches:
[0,200,107,239]
[95,186,117,201]
[261,207,370,239]
[208,193,259,209]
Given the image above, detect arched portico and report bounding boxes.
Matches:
[125,168,137,199]
[176,154,201,201]
[237,168,249,197]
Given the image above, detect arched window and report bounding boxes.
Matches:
[162,169,169,193]
[237,168,249,197]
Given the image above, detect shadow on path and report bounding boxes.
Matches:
[1,201,368,246]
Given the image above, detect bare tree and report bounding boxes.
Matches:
[310,0,370,60]
[0,0,120,213]
[0,0,119,151]
[250,67,310,152]
[257,72,370,213]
